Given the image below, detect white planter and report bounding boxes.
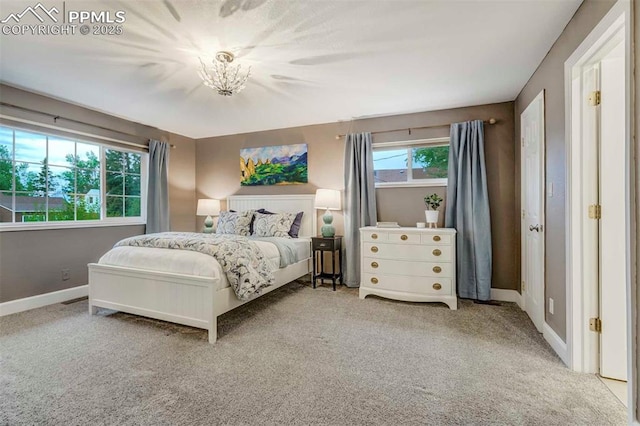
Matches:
[425,210,439,227]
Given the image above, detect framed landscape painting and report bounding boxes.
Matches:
[240,144,308,186]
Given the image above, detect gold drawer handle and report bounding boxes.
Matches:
[371,277,379,284]
[433,235,441,242]
[400,234,408,241]
[433,283,442,290]
[371,234,378,239]
[433,266,442,273]
[433,249,442,256]
[371,246,378,253]
[371,262,379,268]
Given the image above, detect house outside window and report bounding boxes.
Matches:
[0,125,147,229]
[373,137,449,187]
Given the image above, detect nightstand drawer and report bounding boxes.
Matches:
[362,231,388,242]
[420,234,452,245]
[363,258,452,277]
[363,243,452,262]
[362,273,452,295]
[312,239,339,251]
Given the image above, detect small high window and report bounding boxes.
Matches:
[373,138,449,187]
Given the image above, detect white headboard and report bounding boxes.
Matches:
[227,194,317,238]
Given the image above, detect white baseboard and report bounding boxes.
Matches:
[0,285,88,317]
[543,322,569,366]
[491,288,523,309]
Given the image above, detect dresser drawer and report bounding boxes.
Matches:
[387,232,421,244]
[420,234,452,245]
[363,257,453,278]
[364,243,452,262]
[362,273,453,295]
[362,231,388,242]
[362,257,453,278]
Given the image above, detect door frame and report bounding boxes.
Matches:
[564,0,633,410]
[520,90,546,333]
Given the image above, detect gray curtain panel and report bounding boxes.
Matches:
[146,140,170,234]
[343,132,377,287]
[445,120,492,301]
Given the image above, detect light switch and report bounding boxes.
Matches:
[547,182,553,197]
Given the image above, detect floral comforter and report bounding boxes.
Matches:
[114,232,274,301]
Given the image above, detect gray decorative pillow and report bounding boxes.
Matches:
[216,210,254,236]
[252,212,296,238]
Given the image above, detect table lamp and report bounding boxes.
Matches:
[197,199,220,233]
[314,189,341,237]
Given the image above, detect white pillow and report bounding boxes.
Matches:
[216,210,254,236]
[252,212,296,238]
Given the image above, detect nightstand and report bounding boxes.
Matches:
[311,236,343,291]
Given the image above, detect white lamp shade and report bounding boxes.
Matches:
[314,189,341,210]
[197,199,221,216]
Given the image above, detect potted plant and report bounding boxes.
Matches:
[424,193,443,227]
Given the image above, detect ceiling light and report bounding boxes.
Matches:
[198,51,251,97]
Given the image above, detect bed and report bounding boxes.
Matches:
[88,194,316,343]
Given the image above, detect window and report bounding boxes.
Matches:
[0,125,146,228]
[373,138,449,187]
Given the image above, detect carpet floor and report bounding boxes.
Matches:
[0,281,626,425]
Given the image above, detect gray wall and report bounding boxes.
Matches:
[0,84,197,303]
[196,102,517,290]
[514,0,617,340]
[0,225,144,302]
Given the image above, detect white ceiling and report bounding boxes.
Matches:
[0,0,582,139]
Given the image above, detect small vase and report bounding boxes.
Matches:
[425,210,439,228]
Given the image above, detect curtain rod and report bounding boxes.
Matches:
[335,118,497,140]
[0,102,175,149]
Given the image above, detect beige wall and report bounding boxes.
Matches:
[196,121,346,234]
[196,101,517,290]
[514,0,617,341]
[167,132,197,232]
[0,84,196,303]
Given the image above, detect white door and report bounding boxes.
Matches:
[521,91,545,332]
[598,40,627,381]
[582,64,600,373]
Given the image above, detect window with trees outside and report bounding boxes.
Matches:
[372,138,449,187]
[0,125,146,227]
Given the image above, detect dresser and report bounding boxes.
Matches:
[359,226,457,310]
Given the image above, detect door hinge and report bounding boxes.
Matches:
[521,280,525,292]
[589,317,602,333]
[588,204,602,219]
[588,90,601,106]
[521,209,525,219]
[521,137,525,147]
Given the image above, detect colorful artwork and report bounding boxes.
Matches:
[240,144,308,186]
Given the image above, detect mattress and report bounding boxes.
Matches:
[98,237,311,290]
[291,237,311,261]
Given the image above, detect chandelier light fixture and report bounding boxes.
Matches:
[198,51,251,97]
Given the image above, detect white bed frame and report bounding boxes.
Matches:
[88,194,317,343]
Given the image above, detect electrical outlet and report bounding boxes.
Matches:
[549,298,554,315]
[62,269,70,281]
